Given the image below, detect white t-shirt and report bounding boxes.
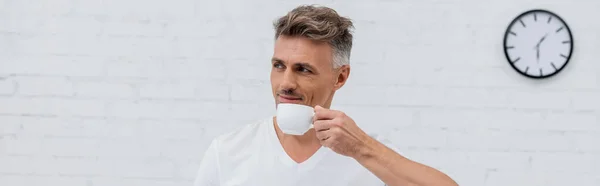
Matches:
[193,117,398,186]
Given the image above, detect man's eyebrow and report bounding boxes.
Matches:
[296,62,315,69]
[271,57,284,63]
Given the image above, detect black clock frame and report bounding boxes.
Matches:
[503,9,574,79]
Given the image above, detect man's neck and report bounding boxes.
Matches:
[273,117,322,163]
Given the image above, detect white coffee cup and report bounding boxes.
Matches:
[275,103,315,135]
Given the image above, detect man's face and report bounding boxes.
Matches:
[270,35,349,108]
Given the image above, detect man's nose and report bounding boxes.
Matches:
[279,69,298,91]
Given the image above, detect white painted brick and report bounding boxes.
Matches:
[106,58,228,79]
[0,174,27,186]
[36,156,112,177]
[102,20,165,37]
[73,80,137,98]
[347,63,414,86]
[534,172,599,186]
[387,127,448,148]
[6,117,115,143]
[0,55,105,77]
[0,116,24,135]
[230,80,272,103]
[139,80,229,101]
[15,76,74,96]
[530,152,597,173]
[542,112,598,132]
[229,103,276,124]
[484,170,539,186]
[508,89,572,109]
[227,60,271,81]
[23,175,89,186]
[466,152,532,170]
[165,20,225,38]
[110,178,188,186]
[4,135,43,156]
[331,105,417,134]
[109,157,176,178]
[106,100,229,120]
[420,108,542,130]
[570,90,600,110]
[0,155,36,174]
[0,97,106,116]
[138,119,206,141]
[39,16,104,36]
[0,76,16,95]
[571,132,600,152]
[441,87,511,108]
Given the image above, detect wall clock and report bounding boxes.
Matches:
[503,9,574,79]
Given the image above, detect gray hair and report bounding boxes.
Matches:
[273,5,354,69]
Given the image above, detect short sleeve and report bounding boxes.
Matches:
[192,139,221,186]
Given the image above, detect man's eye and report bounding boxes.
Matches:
[273,63,284,69]
[298,67,311,73]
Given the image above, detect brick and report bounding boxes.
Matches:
[73,80,137,98]
[106,100,229,120]
[107,157,176,178]
[0,155,37,174]
[0,116,24,135]
[0,76,16,95]
[15,76,74,96]
[39,16,104,36]
[530,152,598,173]
[4,136,43,156]
[17,117,111,139]
[24,175,89,186]
[228,103,276,124]
[0,174,27,186]
[466,152,532,170]
[346,63,414,86]
[0,55,105,77]
[484,170,539,186]
[571,132,600,152]
[331,105,417,134]
[106,58,228,80]
[114,178,188,186]
[230,80,272,103]
[227,60,271,81]
[508,89,572,110]
[102,20,165,37]
[387,127,448,148]
[137,119,206,141]
[42,157,114,176]
[0,97,106,116]
[570,90,600,110]
[139,80,229,101]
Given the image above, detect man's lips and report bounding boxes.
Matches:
[278,95,302,103]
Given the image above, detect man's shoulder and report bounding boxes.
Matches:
[209,117,273,151]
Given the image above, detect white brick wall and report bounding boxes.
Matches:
[1,0,598,186]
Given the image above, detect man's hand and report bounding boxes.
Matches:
[312,105,374,158]
[312,105,459,186]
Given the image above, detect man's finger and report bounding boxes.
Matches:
[313,119,337,131]
[313,105,340,120]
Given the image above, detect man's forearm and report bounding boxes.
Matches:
[354,138,458,186]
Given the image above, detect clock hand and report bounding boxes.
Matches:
[534,33,549,49]
[533,33,548,63]
[536,47,540,62]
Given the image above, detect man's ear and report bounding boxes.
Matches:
[333,65,350,91]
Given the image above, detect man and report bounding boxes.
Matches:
[193,5,458,186]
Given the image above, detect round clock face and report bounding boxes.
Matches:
[503,9,574,79]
